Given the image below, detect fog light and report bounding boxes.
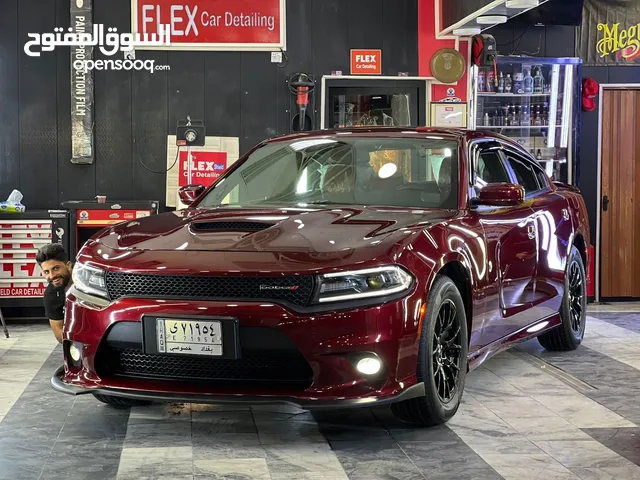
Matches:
[356,357,381,375]
[69,344,82,362]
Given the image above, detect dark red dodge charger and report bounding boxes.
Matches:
[52,127,590,426]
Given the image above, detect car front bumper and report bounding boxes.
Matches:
[51,365,426,409]
[54,287,426,407]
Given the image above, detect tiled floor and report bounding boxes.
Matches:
[2,307,640,480]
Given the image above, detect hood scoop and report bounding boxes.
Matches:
[190,221,275,233]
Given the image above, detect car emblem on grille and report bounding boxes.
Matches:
[259,285,300,291]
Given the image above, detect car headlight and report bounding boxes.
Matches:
[72,262,108,299]
[315,266,414,304]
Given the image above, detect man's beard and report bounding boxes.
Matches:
[49,272,71,289]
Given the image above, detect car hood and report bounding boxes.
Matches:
[94,205,455,256]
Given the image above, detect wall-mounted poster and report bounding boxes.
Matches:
[430,102,467,128]
[165,135,239,208]
[131,0,286,51]
[580,0,640,65]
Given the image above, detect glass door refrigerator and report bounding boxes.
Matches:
[469,56,582,185]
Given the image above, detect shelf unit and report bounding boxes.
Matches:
[470,56,582,185]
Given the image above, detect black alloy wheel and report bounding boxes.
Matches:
[390,275,468,427]
[537,245,587,351]
[568,260,584,335]
[432,299,463,404]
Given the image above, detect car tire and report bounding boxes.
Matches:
[537,245,587,351]
[92,393,153,408]
[390,275,469,427]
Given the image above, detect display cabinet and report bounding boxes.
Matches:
[470,56,582,185]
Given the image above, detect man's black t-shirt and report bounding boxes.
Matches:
[43,284,66,321]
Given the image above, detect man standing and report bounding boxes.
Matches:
[36,243,73,344]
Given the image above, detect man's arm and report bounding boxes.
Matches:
[49,319,63,344]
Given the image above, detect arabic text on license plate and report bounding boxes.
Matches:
[156,319,223,356]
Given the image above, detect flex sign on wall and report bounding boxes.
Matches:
[179,151,227,187]
[351,49,382,75]
[131,0,286,51]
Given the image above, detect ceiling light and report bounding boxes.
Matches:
[453,27,482,36]
[506,0,539,8]
[476,15,508,25]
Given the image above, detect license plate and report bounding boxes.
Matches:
[156,318,223,356]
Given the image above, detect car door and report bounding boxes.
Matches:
[504,152,572,318]
[469,142,538,347]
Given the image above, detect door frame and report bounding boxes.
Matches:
[320,75,433,129]
[595,83,640,302]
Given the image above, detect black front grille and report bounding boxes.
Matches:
[190,221,274,232]
[105,272,315,306]
[97,346,314,388]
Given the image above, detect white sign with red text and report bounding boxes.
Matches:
[0,221,52,298]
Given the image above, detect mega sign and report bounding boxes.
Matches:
[131,0,286,50]
[597,23,640,62]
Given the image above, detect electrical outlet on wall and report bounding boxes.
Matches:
[271,51,283,63]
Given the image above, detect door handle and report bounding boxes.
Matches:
[602,195,609,212]
[527,224,536,240]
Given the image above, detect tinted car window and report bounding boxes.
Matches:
[198,137,460,209]
[505,155,540,194]
[475,151,510,192]
[535,169,550,190]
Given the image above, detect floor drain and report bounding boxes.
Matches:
[511,348,598,394]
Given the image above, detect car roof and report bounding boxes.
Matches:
[264,127,518,147]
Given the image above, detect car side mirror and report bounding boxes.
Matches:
[474,183,525,207]
[178,184,205,206]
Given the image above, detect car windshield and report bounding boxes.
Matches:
[197,136,459,209]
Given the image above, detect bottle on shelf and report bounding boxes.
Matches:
[478,69,485,93]
[502,103,510,124]
[513,72,524,94]
[521,105,530,127]
[497,72,504,93]
[534,104,542,126]
[505,74,513,93]
[536,149,542,161]
[533,67,544,94]
[523,65,534,94]
[484,112,490,127]
[487,69,496,93]
[543,102,549,126]
[511,105,520,126]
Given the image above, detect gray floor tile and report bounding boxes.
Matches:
[330,438,426,479]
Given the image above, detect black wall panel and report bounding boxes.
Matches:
[0,0,419,212]
[311,1,351,76]
[204,53,242,138]
[0,0,20,201]
[131,51,169,202]
[94,0,133,201]
[18,0,59,210]
[240,53,279,155]
[383,0,419,76]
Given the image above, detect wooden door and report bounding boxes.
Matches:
[601,89,640,298]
